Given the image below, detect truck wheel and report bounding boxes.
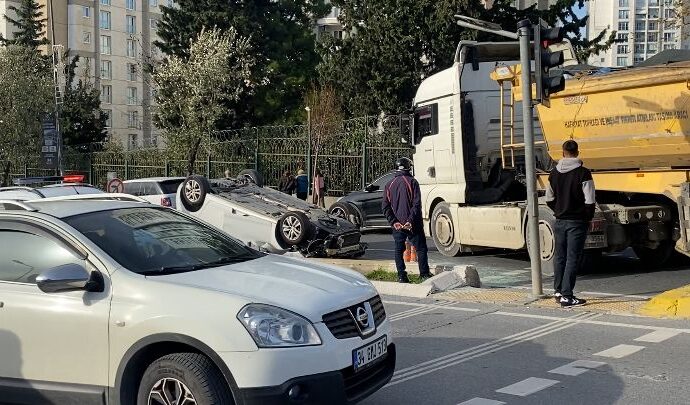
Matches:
[526,207,557,276]
[237,169,264,187]
[633,241,675,267]
[180,175,210,212]
[431,203,463,257]
[136,352,233,405]
[329,202,361,226]
[278,211,312,246]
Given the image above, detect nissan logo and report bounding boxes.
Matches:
[355,307,369,327]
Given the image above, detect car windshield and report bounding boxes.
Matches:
[38,185,103,197]
[159,179,184,194]
[65,207,262,275]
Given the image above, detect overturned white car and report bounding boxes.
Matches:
[176,172,367,258]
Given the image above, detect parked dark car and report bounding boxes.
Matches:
[328,171,395,230]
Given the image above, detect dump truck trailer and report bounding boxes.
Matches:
[412,40,690,272]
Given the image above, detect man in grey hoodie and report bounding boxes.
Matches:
[546,140,595,308]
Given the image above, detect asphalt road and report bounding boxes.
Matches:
[362,296,690,405]
[361,233,690,297]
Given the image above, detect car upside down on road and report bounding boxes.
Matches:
[176,172,367,258]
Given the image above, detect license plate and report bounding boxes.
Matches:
[352,335,388,372]
[585,234,606,248]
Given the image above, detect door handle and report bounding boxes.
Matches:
[428,167,436,178]
[0,302,4,308]
[424,149,432,152]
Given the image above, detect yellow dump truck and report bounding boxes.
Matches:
[410,40,690,271]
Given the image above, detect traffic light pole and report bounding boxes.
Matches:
[518,19,544,298]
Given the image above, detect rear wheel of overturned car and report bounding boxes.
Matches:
[431,203,463,257]
[180,175,210,212]
[526,207,556,276]
[278,211,312,246]
[329,202,361,227]
[237,169,264,187]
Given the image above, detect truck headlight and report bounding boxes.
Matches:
[237,304,322,348]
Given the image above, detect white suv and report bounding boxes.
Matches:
[0,198,394,404]
[123,177,185,208]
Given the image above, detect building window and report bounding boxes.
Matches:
[101,85,112,104]
[648,32,659,42]
[127,63,137,81]
[617,33,629,42]
[100,35,111,55]
[617,45,629,54]
[128,111,139,128]
[127,0,136,10]
[150,18,158,29]
[167,0,174,7]
[635,20,645,30]
[635,13,646,20]
[618,10,629,19]
[635,32,645,42]
[102,109,112,128]
[617,57,628,66]
[664,0,673,5]
[618,0,628,6]
[648,43,658,54]
[128,134,138,150]
[150,0,159,6]
[634,43,645,53]
[101,0,111,5]
[649,8,659,18]
[634,56,644,63]
[664,9,676,19]
[82,31,91,44]
[127,15,137,34]
[82,6,91,18]
[100,60,112,79]
[127,39,138,58]
[618,22,629,31]
[127,87,138,105]
[100,11,111,30]
[664,32,675,42]
[648,21,658,31]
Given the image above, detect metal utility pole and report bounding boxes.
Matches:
[305,106,312,195]
[518,19,544,298]
[455,15,543,298]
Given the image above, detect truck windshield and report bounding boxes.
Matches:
[65,207,262,275]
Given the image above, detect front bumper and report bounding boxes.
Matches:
[235,343,396,405]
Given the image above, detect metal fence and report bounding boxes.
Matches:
[8,115,412,196]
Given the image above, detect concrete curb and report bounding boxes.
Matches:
[639,285,690,318]
[370,281,434,298]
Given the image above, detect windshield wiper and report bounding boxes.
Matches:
[141,256,258,276]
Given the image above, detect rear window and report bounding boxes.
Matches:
[159,179,184,194]
[65,207,261,274]
[38,186,103,197]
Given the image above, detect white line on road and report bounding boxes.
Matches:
[495,377,560,397]
[548,360,608,376]
[594,344,646,359]
[389,301,459,322]
[387,312,600,386]
[458,398,506,405]
[634,329,682,343]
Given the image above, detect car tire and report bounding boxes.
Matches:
[329,202,361,226]
[526,206,556,276]
[237,169,264,187]
[180,175,211,212]
[136,352,233,405]
[431,202,463,257]
[278,211,312,246]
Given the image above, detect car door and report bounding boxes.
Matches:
[0,220,110,403]
[362,172,395,228]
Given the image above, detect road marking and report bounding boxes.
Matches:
[458,398,506,405]
[386,300,480,313]
[387,312,600,386]
[495,377,559,397]
[594,344,646,359]
[549,360,607,376]
[389,302,459,322]
[634,329,681,343]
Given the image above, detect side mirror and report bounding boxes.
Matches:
[365,184,380,192]
[36,263,103,293]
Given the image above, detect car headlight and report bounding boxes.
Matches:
[237,304,322,348]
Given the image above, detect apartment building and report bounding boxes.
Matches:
[589,0,689,67]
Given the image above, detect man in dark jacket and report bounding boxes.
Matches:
[382,157,433,283]
[278,170,296,195]
[546,140,595,308]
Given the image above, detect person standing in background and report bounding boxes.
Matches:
[313,169,325,207]
[295,169,309,200]
[278,170,296,195]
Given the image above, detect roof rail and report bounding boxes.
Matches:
[0,200,38,212]
[32,193,150,203]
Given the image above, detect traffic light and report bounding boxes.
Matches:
[533,19,565,107]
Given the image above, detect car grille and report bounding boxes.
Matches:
[322,295,387,339]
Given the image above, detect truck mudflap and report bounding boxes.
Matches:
[676,183,690,255]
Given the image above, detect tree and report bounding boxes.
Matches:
[0,0,50,51]
[152,28,255,176]
[0,45,52,186]
[154,0,330,127]
[319,0,616,116]
[305,85,343,181]
[60,56,108,149]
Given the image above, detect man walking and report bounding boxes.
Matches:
[546,140,595,308]
[382,157,433,283]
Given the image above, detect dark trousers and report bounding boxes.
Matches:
[393,229,431,277]
[554,219,588,297]
[296,192,307,201]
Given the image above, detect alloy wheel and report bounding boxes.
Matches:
[148,377,197,405]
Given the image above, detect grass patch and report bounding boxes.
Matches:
[366,268,423,284]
